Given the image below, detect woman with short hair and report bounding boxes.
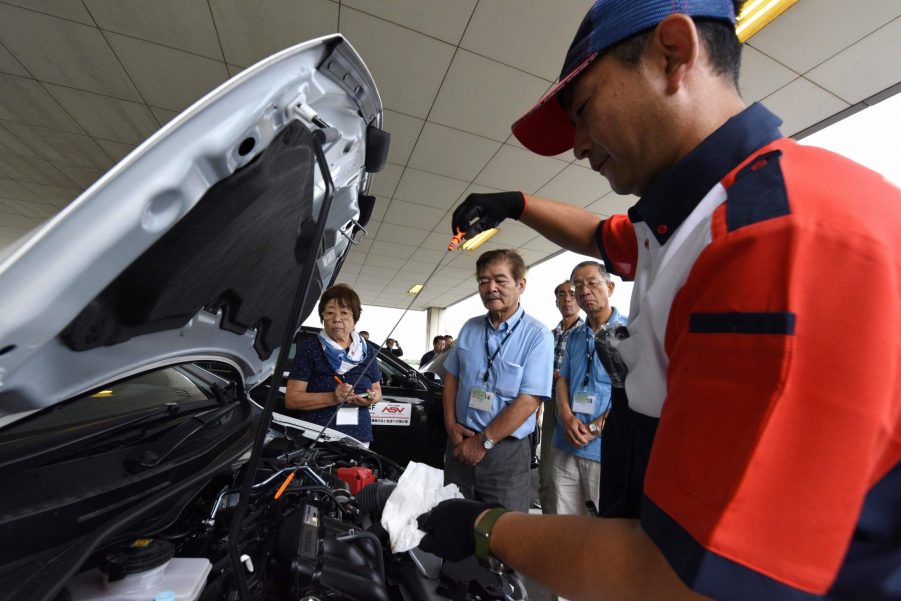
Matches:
[285,284,382,444]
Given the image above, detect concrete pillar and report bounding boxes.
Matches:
[425,306,445,348]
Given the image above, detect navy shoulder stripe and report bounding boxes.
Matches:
[726,150,790,232]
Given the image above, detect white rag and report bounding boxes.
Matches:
[380,461,463,553]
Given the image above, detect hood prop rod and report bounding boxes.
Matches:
[227,128,336,601]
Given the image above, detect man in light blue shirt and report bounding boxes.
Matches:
[554,261,627,516]
[443,249,554,512]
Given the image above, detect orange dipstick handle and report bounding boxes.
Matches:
[274,471,295,499]
[447,227,466,251]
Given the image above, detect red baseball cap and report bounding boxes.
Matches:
[511,0,736,157]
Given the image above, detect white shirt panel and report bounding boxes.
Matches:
[619,183,727,417]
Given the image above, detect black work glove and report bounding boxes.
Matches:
[417,499,499,562]
[451,192,525,238]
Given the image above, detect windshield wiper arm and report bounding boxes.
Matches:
[135,403,241,468]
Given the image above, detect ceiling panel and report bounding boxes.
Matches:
[383,199,445,231]
[374,222,431,246]
[210,0,338,67]
[54,163,106,188]
[0,153,76,187]
[368,196,390,222]
[587,192,639,217]
[399,259,441,276]
[739,45,799,103]
[105,32,229,111]
[0,43,28,76]
[3,0,94,24]
[2,122,111,169]
[0,73,81,132]
[150,106,179,126]
[0,4,140,99]
[95,139,136,162]
[490,221,540,247]
[407,122,502,181]
[381,109,423,165]
[761,77,849,137]
[475,144,568,192]
[84,0,222,60]
[535,163,610,207]
[746,0,901,74]
[0,176,43,202]
[20,181,81,206]
[0,196,57,219]
[429,50,550,142]
[339,7,455,119]
[44,84,160,144]
[393,167,469,209]
[368,240,418,260]
[806,17,901,104]
[0,0,896,311]
[0,123,38,156]
[460,0,587,80]
[341,0,476,46]
[368,162,403,197]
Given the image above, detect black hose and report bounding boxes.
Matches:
[336,531,386,582]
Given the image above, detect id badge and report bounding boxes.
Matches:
[469,387,494,412]
[336,406,359,425]
[572,392,596,414]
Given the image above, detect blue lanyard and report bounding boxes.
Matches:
[583,325,596,389]
[483,313,524,383]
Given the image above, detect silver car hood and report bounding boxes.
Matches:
[0,34,383,422]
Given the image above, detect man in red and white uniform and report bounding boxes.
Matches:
[416,1,901,600]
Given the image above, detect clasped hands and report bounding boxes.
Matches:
[334,381,380,406]
[448,422,486,466]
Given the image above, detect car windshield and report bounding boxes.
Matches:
[0,366,217,444]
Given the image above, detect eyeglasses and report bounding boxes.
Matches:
[572,279,607,290]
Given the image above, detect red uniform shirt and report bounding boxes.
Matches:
[597,104,901,599]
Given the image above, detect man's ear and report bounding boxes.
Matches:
[518,277,527,294]
[652,13,700,94]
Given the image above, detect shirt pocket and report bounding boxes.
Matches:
[494,360,524,399]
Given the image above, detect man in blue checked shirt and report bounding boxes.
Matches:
[442,249,554,512]
[553,261,627,516]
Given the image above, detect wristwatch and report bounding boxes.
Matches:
[479,431,495,450]
[588,421,601,436]
[474,507,510,563]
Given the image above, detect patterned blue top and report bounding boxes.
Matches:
[554,307,628,461]
[287,335,382,442]
[445,305,553,439]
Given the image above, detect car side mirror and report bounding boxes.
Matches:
[423,371,442,384]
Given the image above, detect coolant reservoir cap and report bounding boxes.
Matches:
[101,538,175,581]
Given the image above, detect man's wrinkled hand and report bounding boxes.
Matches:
[448,422,475,447]
[451,192,525,239]
[417,499,498,562]
[563,414,590,447]
[453,434,487,466]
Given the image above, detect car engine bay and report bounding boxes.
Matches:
[61,423,526,601]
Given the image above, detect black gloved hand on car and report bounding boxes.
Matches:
[451,191,525,238]
[417,498,498,562]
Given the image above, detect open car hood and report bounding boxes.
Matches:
[0,34,385,422]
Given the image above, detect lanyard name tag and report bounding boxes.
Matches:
[572,392,596,414]
[469,387,494,412]
[336,406,359,425]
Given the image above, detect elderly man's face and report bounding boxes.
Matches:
[554,281,578,318]
[478,260,525,316]
[571,265,614,314]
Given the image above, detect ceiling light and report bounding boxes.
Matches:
[735,0,797,42]
[408,284,424,294]
[461,228,498,251]
[91,389,114,397]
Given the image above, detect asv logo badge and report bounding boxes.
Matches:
[370,401,411,426]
